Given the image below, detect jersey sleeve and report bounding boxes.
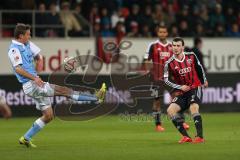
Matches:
[193,52,207,84]
[144,43,154,60]
[164,61,182,90]
[29,41,41,57]
[8,48,23,67]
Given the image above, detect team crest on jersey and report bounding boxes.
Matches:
[187,59,192,64]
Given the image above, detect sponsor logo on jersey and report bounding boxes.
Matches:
[159,52,170,59]
[179,67,191,75]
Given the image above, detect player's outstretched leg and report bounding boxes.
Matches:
[167,103,192,143]
[95,83,107,103]
[190,104,204,143]
[52,83,107,104]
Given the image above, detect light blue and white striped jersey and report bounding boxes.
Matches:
[8,40,41,84]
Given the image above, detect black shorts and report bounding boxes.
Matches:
[171,87,202,112]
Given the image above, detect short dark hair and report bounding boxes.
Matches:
[14,23,31,39]
[194,37,202,46]
[172,37,185,46]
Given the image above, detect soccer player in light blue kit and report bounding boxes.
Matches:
[8,23,106,148]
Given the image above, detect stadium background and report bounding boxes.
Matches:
[0,1,240,160]
[0,38,240,117]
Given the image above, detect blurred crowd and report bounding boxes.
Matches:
[1,0,240,38]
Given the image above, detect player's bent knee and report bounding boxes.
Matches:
[190,103,199,109]
[189,103,199,114]
[167,104,180,116]
[42,107,54,123]
[167,106,175,117]
[43,113,54,123]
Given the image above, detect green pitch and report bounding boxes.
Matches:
[0,113,240,160]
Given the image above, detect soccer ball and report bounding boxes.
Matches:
[63,57,78,73]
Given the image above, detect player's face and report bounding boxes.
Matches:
[172,41,184,55]
[157,28,168,41]
[21,30,31,44]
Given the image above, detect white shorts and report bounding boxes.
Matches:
[22,81,55,111]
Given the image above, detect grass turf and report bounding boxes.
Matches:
[0,113,240,160]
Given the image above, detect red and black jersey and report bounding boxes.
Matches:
[144,40,173,81]
[164,52,207,90]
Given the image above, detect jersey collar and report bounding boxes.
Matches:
[157,40,170,47]
[12,40,25,46]
[173,52,185,62]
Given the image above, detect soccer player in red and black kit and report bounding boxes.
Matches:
[164,37,208,144]
[144,25,189,132]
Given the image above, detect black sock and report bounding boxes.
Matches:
[192,113,203,138]
[177,113,186,123]
[171,115,190,137]
[153,110,161,126]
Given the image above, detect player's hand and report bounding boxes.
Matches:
[171,90,183,98]
[180,85,191,92]
[34,76,44,87]
[203,81,208,88]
